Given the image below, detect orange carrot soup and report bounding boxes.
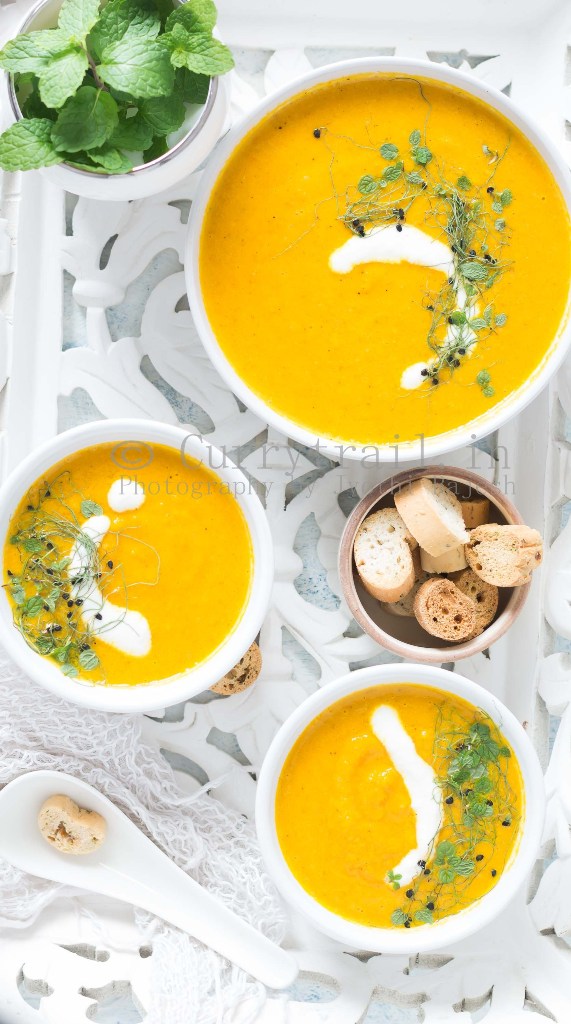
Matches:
[275,684,523,928]
[3,443,253,685]
[200,74,570,446]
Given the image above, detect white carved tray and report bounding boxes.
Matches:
[2,0,571,1021]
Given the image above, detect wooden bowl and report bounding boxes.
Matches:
[338,466,531,663]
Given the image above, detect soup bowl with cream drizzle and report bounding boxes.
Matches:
[187,56,571,462]
[0,420,273,713]
[256,664,544,952]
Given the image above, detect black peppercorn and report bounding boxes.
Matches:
[476,854,484,862]
[445,796,454,805]
[313,128,321,138]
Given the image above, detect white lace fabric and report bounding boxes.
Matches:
[0,651,287,1023]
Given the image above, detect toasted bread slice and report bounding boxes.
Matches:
[460,496,491,529]
[38,795,106,855]
[449,567,498,638]
[420,544,467,573]
[382,550,430,617]
[465,524,543,586]
[413,577,477,641]
[211,642,262,695]
[354,508,416,603]
[394,478,469,556]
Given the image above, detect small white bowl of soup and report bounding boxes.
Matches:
[187,57,571,462]
[0,421,273,713]
[256,664,545,952]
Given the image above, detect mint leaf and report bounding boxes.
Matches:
[166,26,234,75]
[61,663,79,678]
[79,649,100,671]
[176,68,210,104]
[141,92,186,134]
[143,135,169,161]
[58,0,101,42]
[0,29,69,73]
[111,112,154,151]
[495,312,507,327]
[391,909,408,926]
[457,174,471,190]
[461,262,488,282]
[415,908,434,924]
[24,596,45,617]
[166,0,217,33]
[358,174,378,195]
[52,87,118,153]
[476,370,491,386]
[380,142,398,160]
[412,145,432,166]
[89,0,160,57]
[409,129,421,146]
[19,82,56,121]
[80,497,104,516]
[0,118,61,170]
[88,145,134,172]
[383,163,402,182]
[448,310,466,326]
[38,47,88,108]
[98,38,174,98]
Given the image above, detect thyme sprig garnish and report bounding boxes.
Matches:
[316,122,513,393]
[4,472,156,679]
[390,710,518,929]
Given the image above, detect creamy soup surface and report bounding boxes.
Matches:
[275,684,523,929]
[200,75,570,447]
[4,443,253,685]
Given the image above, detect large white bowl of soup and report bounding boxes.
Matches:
[0,421,273,712]
[187,58,571,461]
[256,664,545,953]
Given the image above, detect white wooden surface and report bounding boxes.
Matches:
[1,1,571,1020]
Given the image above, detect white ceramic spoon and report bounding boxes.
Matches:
[0,770,298,990]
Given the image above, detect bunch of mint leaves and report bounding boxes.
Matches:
[0,0,234,174]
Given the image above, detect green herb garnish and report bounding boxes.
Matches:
[0,0,234,173]
[4,472,158,678]
[318,109,513,396]
[390,710,519,929]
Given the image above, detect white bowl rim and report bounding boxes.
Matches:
[255,663,545,953]
[0,419,273,713]
[186,54,571,462]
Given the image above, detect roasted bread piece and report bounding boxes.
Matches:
[394,478,469,556]
[413,577,477,641]
[459,496,491,529]
[420,544,467,574]
[450,567,499,638]
[382,549,429,617]
[465,524,543,586]
[211,642,262,695]
[38,795,106,855]
[354,508,416,603]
